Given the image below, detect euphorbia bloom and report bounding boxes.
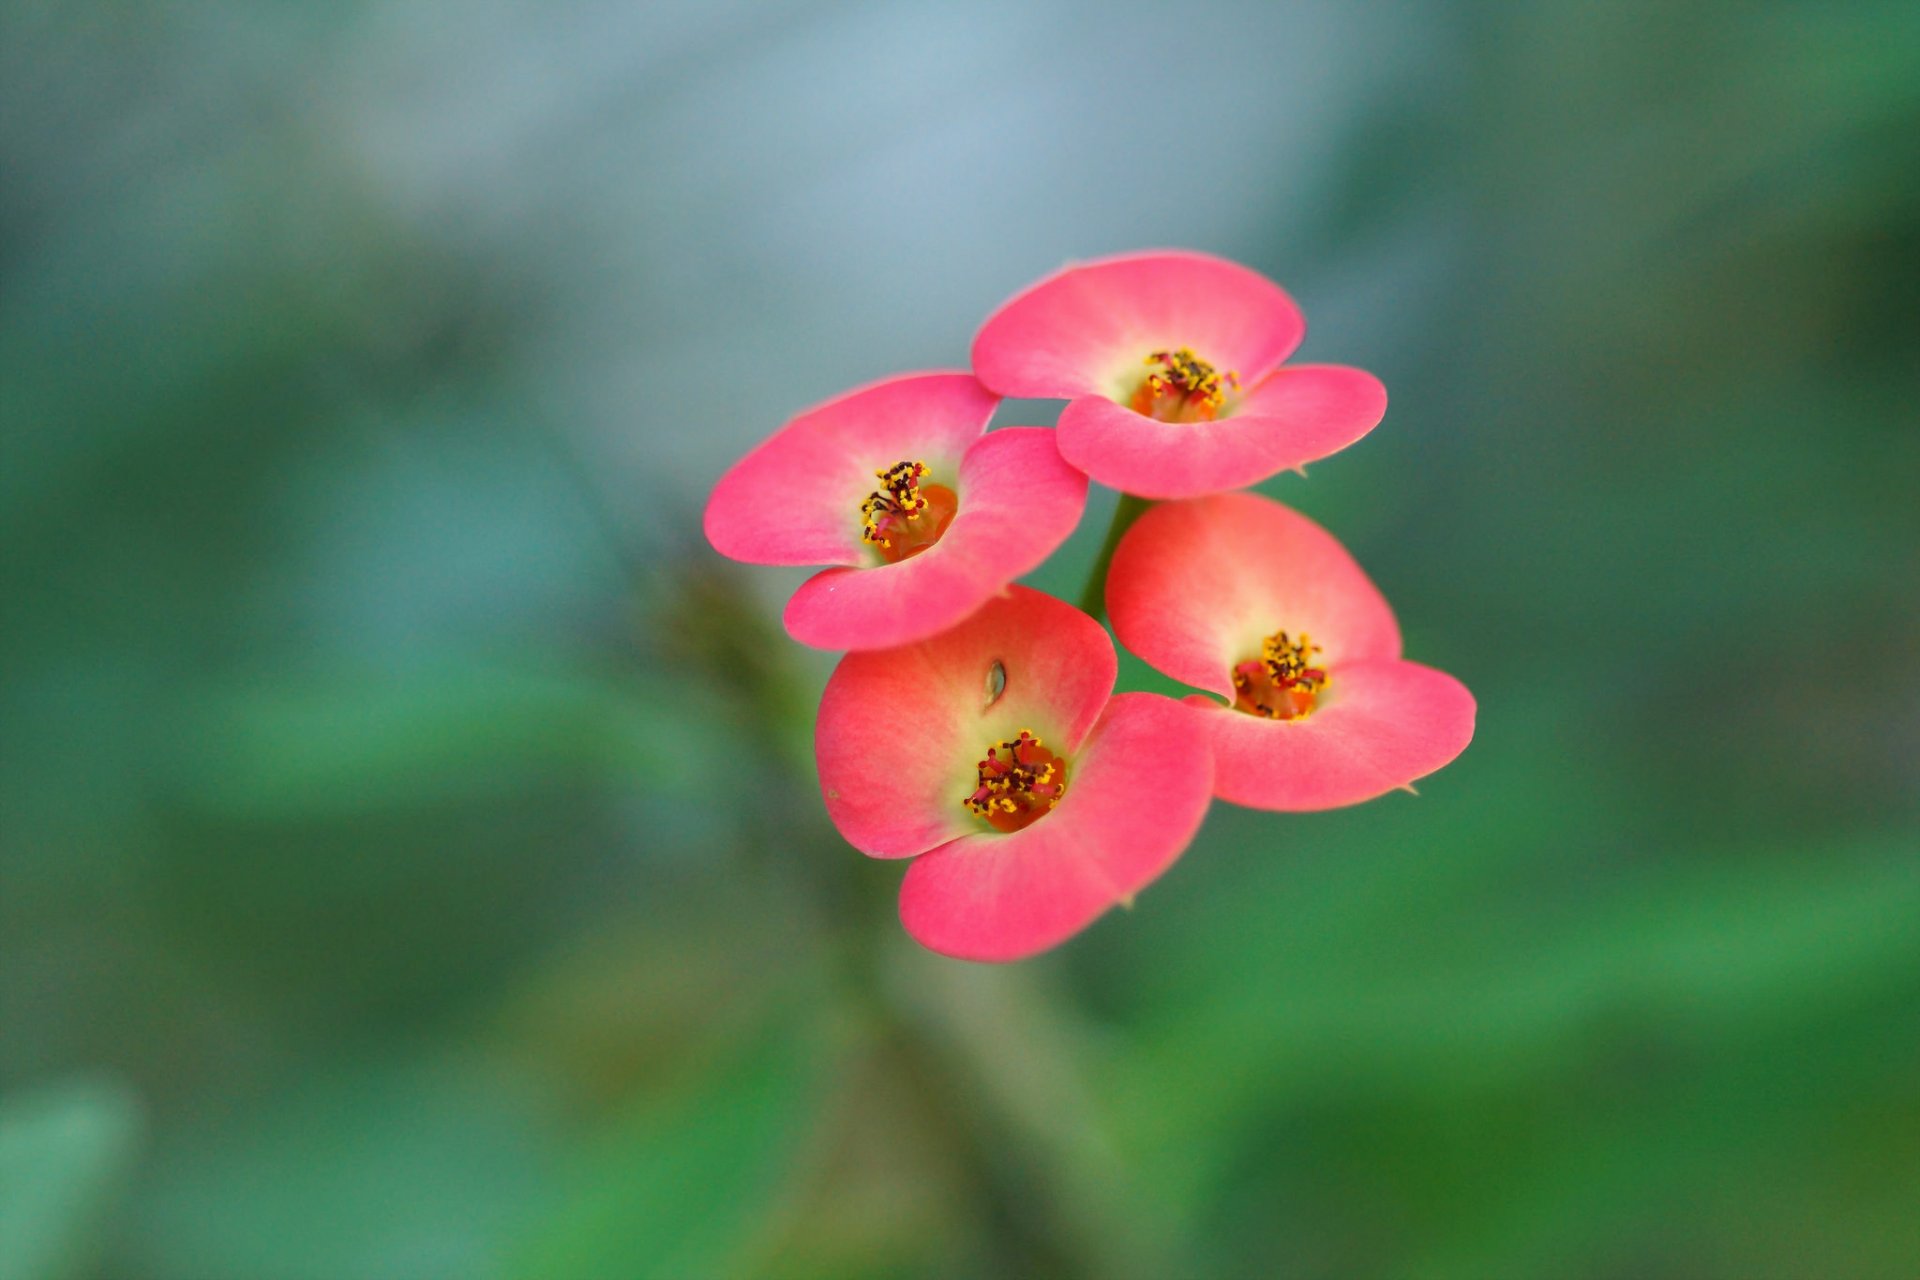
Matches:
[816,586,1212,961]
[705,372,1087,650]
[971,250,1386,499]
[1106,492,1474,810]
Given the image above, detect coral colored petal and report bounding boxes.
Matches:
[1225,362,1387,471]
[704,372,998,566]
[1196,659,1475,811]
[815,587,1116,858]
[972,251,1305,401]
[1233,364,1387,447]
[1107,492,1401,699]
[897,693,1212,961]
[1052,364,1386,499]
[782,428,1088,650]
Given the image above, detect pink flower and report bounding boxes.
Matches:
[971,250,1387,499]
[705,372,1088,651]
[1106,492,1474,811]
[815,585,1213,961]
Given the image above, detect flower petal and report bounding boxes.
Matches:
[1107,492,1401,699]
[1053,364,1386,499]
[972,250,1305,400]
[704,371,998,567]
[1231,364,1387,465]
[815,586,1116,859]
[897,693,1212,961]
[1195,659,1475,811]
[783,427,1088,650]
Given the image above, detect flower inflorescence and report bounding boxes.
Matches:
[706,249,1476,962]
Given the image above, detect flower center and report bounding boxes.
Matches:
[1232,630,1328,720]
[860,460,958,564]
[963,729,1069,833]
[1129,347,1240,423]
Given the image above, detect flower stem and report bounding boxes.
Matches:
[1076,492,1152,620]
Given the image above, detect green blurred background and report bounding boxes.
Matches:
[4,2,1917,1276]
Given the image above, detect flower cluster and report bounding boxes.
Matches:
[706,250,1474,962]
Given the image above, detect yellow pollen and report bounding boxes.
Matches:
[1261,631,1324,690]
[1232,629,1329,720]
[858,460,958,564]
[962,729,1069,833]
[1132,347,1240,421]
[861,460,929,547]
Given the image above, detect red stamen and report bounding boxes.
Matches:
[860,459,957,563]
[1232,630,1328,720]
[1129,347,1239,423]
[962,728,1069,833]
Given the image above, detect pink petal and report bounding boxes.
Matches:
[1232,364,1387,464]
[1195,659,1475,811]
[783,427,1088,650]
[815,586,1117,859]
[1107,492,1401,699]
[897,693,1213,961]
[971,250,1305,401]
[704,371,998,566]
[1053,363,1388,499]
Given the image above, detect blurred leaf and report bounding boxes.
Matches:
[1120,821,1920,1129]
[504,1015,824,1280]
[125,1055,556,1280]
[486,863,822,1111]
[178,658,728,820]
[0,1077,142,1280]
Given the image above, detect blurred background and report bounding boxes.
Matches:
[3,1,1918,1276]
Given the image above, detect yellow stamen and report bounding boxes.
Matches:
[1232,629,1328,720]
[1130,347,1240,422]
[859,459,957,563]
[962,729,1069,833]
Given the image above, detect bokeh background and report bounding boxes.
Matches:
[4,1,1918,1276]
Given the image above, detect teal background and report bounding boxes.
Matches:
[3,2,1918,1277]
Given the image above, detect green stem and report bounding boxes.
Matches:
[1076,493,1153,620]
